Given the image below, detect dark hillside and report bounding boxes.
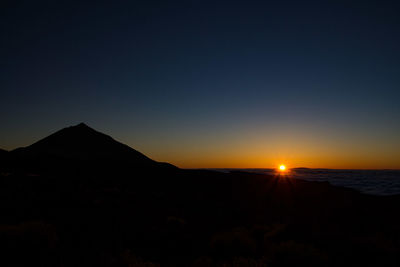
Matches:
[0,125,399,266]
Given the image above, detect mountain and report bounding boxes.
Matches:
[0,149,8,167]
[10,123,175,172]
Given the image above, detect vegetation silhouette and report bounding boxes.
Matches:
[0,123,399,266]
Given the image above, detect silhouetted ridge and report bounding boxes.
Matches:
[0,149,8,160]
[10,123,175,171]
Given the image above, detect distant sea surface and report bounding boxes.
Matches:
[209,169,400,196]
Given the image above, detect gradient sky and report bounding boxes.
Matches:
[1,0,399,169]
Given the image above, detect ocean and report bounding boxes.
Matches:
[210,168,400,196]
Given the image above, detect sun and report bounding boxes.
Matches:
[279,164,286,171]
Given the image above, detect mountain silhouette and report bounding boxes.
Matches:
[10,123,175,172]
[0,149,8,168]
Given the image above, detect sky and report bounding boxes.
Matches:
[1,0,399,169]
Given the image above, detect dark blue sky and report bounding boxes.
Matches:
[1,0,399,168]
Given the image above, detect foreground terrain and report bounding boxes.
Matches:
[1,124,399,266]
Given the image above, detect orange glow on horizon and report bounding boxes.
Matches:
[137,131,400,170]
[279,164,286,171]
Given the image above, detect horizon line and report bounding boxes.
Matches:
[188,167,400,171]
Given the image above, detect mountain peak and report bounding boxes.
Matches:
[12,123,158,166]
[65,122,96,133]
[75,122,90,128]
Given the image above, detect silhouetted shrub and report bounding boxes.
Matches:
[265,240,327,266]
[166,216,187,233]
[192,256,269,267]
[121,249,160,267]
[192,256,214,267]
[0,221,58,266]
[348,233,400,266]
[210,228,257,258]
